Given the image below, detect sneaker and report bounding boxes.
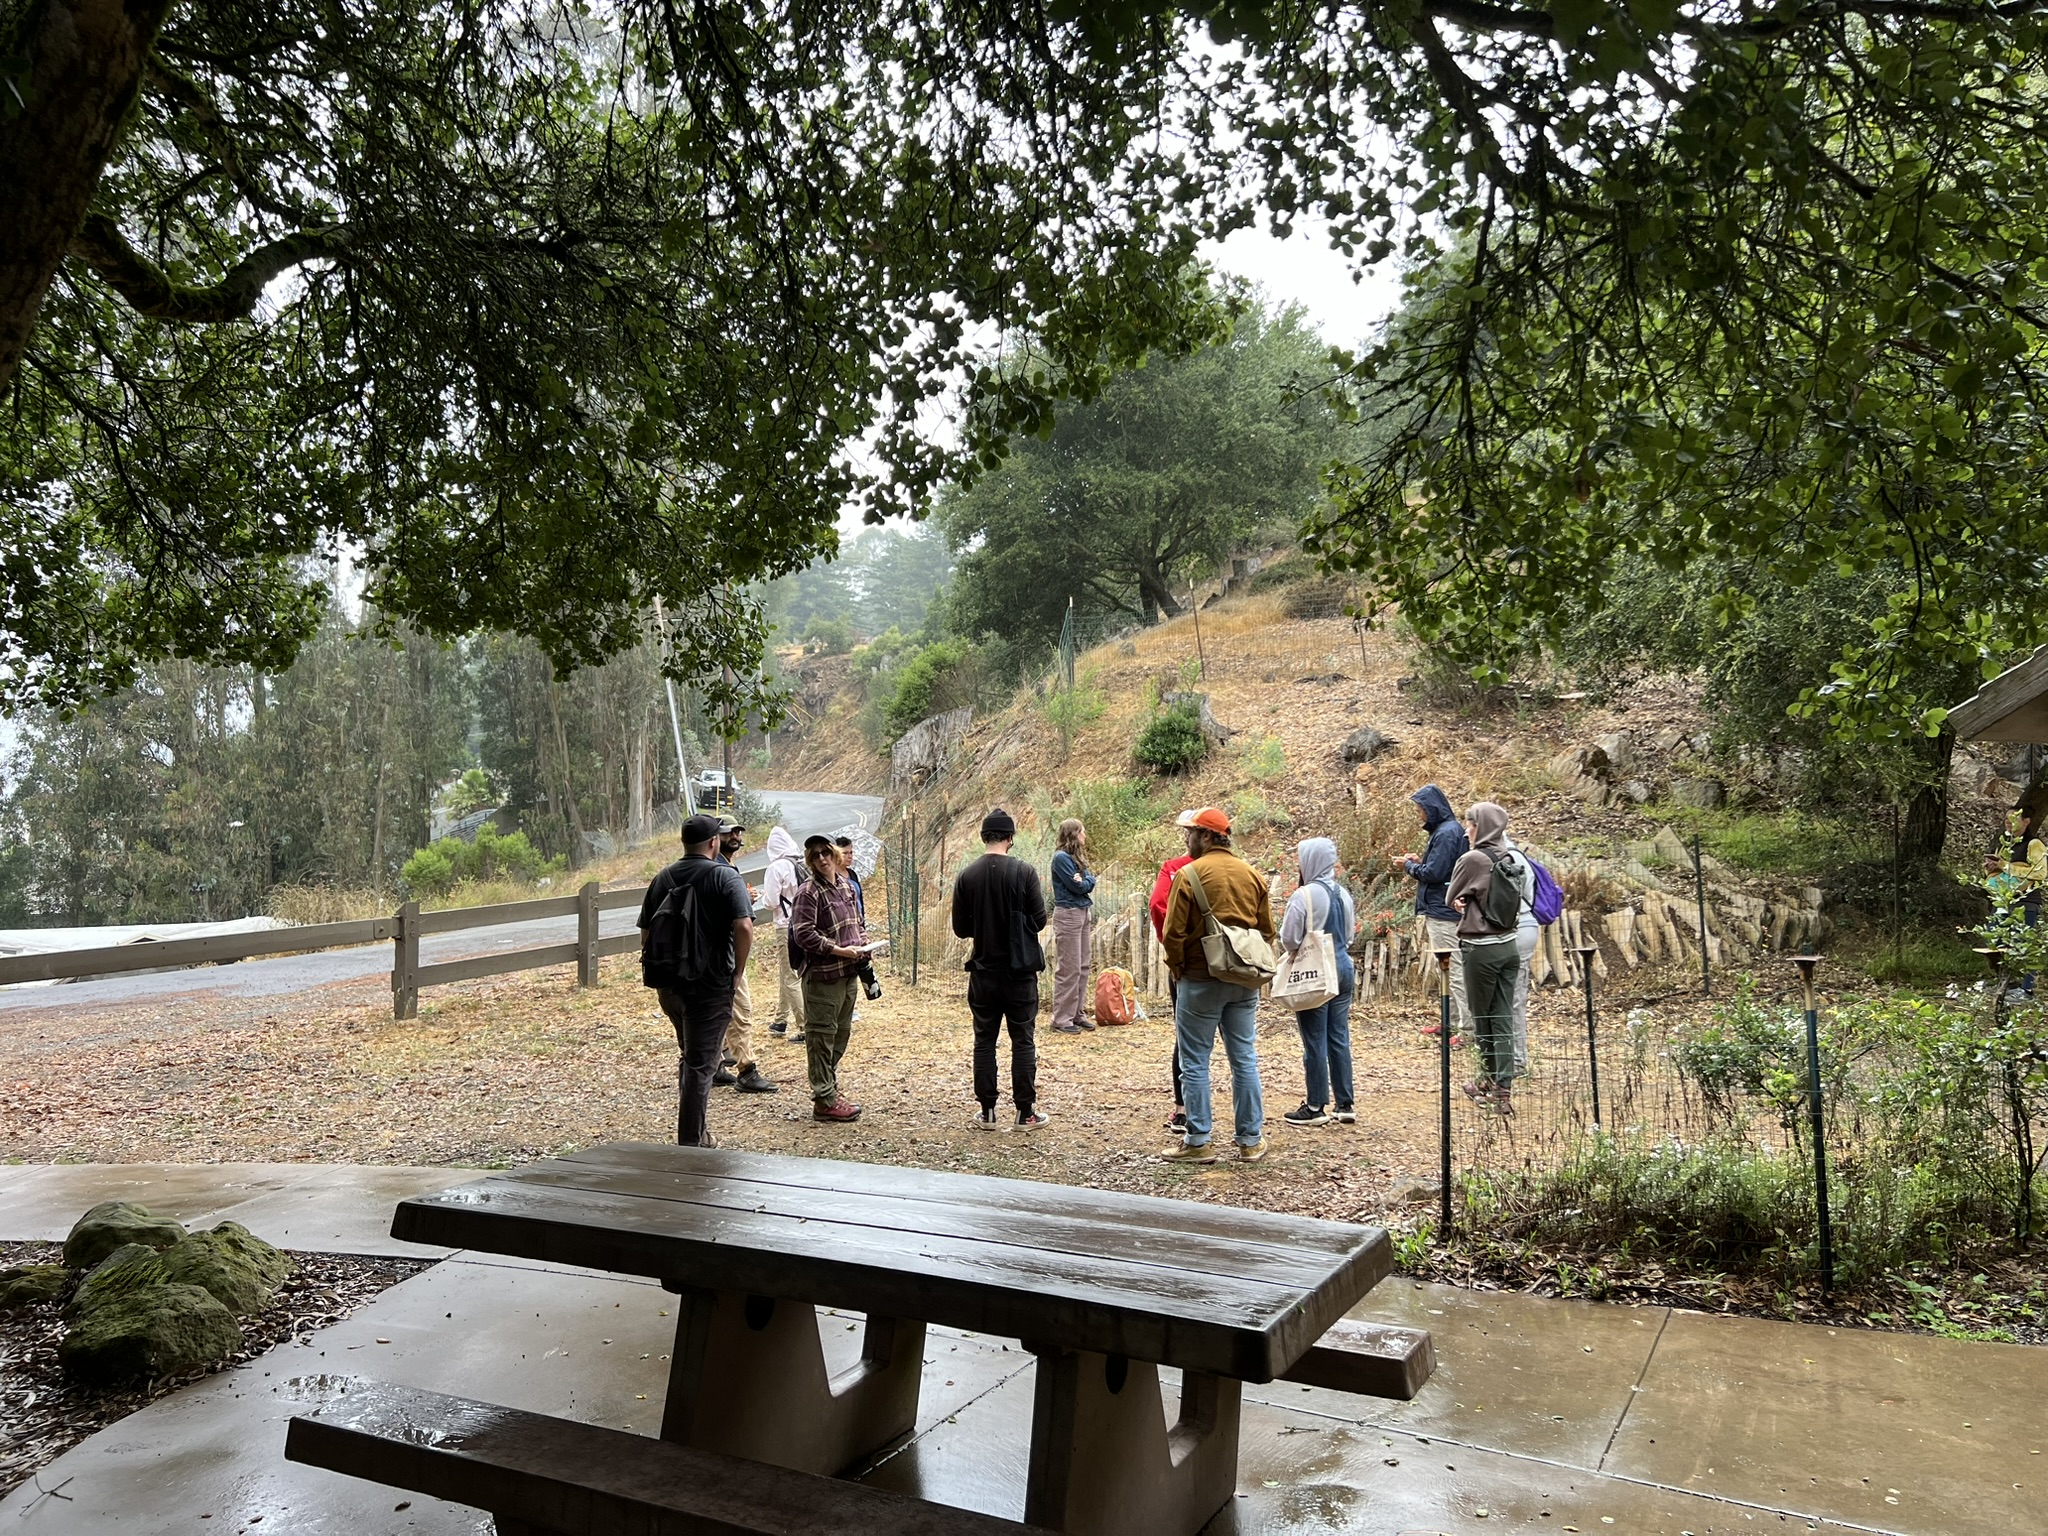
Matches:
[735,1068,778,1094]
[769,1023,788,1037]
[1282,1102,1330,1127]
[973,1106,998,1129]
[1076,1019,1097,1032]
[1333,1106,1357,1124]
[787,1031,806,1044]
[1015,1109,1050,1131]
[1238,1139,1269,1163]
[1420,1023,1466,1042]
[721,1053,736,1067]
[1053,1022,1086,1034]
[711,1066,738,1087]
[812,1097,861,1123]
[1159,1139,1219,1164]
[1165,1108,1188,1133]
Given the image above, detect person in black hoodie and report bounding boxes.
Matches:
[1392,784,1471,1039]
[949,807,1050,1131]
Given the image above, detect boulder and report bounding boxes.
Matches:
[1385,1176,1443,1206]
[58,1282,243,1386]
[1340,726,1393,766]
[0,1264,69,1311]
[63,1201,187,1270]
[1617,779,1653,805]
[67,1242,168,1318]
[158,1223,295,1315]
[1595,731,1636,776]
[1668,776,1726,810]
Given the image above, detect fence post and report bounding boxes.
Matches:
[577,880,600,987]
[392,901,420,1020]
[1434,948,1453,1239]
[1573,943,1602,1131]
[1793,953,1834,1296]
[1693,833,1712,997]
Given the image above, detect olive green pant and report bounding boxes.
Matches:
[800,976,859,1106]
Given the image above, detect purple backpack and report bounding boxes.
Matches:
[1529,858,1565,926]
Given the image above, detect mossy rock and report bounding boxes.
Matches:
[58,1282,243,1386]
[0,1264,69,1311]
[63,1200,187,1269]
[158,1223,294,1315]
[67,1243,170,1319]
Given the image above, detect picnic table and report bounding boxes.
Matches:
[285,1143,1433,1535]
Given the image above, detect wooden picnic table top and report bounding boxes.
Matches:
[392,1142,1391,1383]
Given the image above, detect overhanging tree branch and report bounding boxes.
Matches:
[67,215,351,323]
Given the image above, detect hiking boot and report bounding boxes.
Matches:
[1333,1105,1357,1124]
[1015,1109,1050,1131]
[735,1067,778,1094]
[1165,1108,1188,1133]
[973,1106,999,1129]
[711,1066,738,1087]
[769,1023,788,1037]
[1238,1138,1269,1163]
[1282,1102,1330,1128]
[813,1097,861,1123]
[1159,1140,1219,1164]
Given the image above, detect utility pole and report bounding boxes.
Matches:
[651,596,692,807]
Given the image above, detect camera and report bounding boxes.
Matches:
[860,966,883,1001]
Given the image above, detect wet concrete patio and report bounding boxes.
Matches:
[2,1163,2039,1533]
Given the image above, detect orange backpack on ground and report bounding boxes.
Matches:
[1093,967,1138,1026]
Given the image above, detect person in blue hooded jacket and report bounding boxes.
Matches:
[1391,784,1472,1038]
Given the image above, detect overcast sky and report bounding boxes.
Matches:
[1203,224,1404,352]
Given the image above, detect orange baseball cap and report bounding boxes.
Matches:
[1174,807,1232,834]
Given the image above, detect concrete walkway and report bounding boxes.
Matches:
[2,1164,2040,1533]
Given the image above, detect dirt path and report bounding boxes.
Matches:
[0,947,1661,1226]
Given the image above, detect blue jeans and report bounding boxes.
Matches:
[1175,976,1264,1147]
[1294,963,1355,1110]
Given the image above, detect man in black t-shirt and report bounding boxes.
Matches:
[948,807,1049,1131]
[638,814,755,1146]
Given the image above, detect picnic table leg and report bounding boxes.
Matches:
[1023,1347,1242,1536]
[659,1289,925,1478]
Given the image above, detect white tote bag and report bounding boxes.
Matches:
[1270,886,1340,1011]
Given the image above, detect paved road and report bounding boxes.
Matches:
[0,789,882,1013]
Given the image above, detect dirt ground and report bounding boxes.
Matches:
[0,945,1594,1224]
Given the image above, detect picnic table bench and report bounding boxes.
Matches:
[285,1143,1434,1535]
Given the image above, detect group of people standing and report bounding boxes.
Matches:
[640,781,1546,1153]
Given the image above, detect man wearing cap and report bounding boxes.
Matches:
[949,807,1050,1130]
[711,818,776,1095]
[638,814,755,1147]
[788,833,871,1122]
[1159,806,1277,1163]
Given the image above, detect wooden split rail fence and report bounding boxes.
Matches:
[0,882,646,1021]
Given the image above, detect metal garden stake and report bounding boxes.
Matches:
[1692,833,1712,998]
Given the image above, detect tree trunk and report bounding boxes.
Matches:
[1901,728,1955,866]
[1136,564,1183,622]
[0,0,176,391]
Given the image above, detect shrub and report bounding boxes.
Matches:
[1041,670,1108,744]
[1057,778,1164,865]
[802,616,856,655]
[881,639,984,742]
[1134,702,1208,774]
[400,824,563,899]
[442,767,500,819]
[1241,735,1286,782]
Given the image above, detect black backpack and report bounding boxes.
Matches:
[641,872,704,991]
[1479,849,1526,932]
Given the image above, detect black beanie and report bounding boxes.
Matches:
[981,807,1017,842]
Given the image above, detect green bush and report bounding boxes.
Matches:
[442,768,500,819]
[881,639,984,742]
[1041,671,1108,743]
[401,824,564,899]
[1057,778,1165,864]
[1134,702,1208,774]
[1241,735,1286,782]
[802,616,856,655]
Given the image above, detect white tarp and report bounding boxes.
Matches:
[0,916,286,956]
